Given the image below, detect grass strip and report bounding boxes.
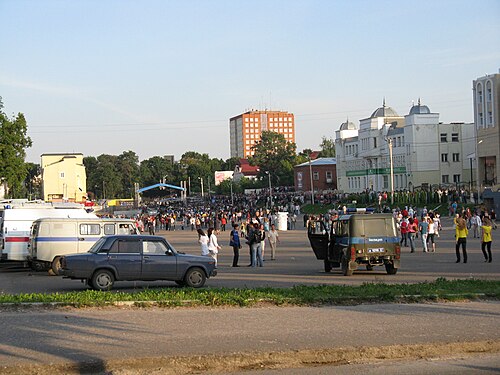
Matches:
[0,278,498,308]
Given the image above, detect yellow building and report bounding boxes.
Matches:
[41,153,87,202]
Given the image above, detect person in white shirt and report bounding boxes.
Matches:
[197,229,209,256]
[267,224,280,260]
[207,227,221,267]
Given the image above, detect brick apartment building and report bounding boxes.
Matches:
[294,158,337,192]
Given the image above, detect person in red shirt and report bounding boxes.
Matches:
[400,218,408,247]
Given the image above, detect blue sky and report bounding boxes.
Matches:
[1,0,499,163]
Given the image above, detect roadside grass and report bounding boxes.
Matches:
[0,278,498,308]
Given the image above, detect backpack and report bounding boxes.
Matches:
[253,230,262,244]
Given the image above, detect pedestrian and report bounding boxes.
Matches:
[480,217,493,263]
[400,217,408,247]
[267,223,280,260]
[207,227,221,267]
[419,217,429,252]
[229,223,241,267]
[197,228,209,257]
[427,217,436,252]
[455,215,468,263]
[470,212,482,238]
[408,217,417,253]
[260,223,267,260]
[248,222,263,267]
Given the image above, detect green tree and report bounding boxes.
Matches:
[84,156,99,199]
[0,98,33,198]
[249,131,297,186]
[318,136,336,157]
[24,162,42,200]
[139,155,175,197]
[117,150,140,198]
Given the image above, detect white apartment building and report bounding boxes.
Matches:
[335,101,475,193]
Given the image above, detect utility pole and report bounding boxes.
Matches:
[309,157,315,205]
[387,137,394,206]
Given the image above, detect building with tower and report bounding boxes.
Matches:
[335,100,474,193]
[473,71,500,194]
[229,110,295,158]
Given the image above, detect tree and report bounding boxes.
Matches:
[24,162,42,200]
[0,98,33,198]
[319,136,336,157]
[117,151,140,198]
[249,131,297,186]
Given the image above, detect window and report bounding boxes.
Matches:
[104,224,116,235]
[313,171,319,180]
[373,137,377,148]
[441,153,448,162]
[451,133,459,142]
[383,175,389,189]
[488,112,493,125]
[442,175,449,183]
[60,172,65,178]
[479,113,483,125]
[80,224,100,235]
[452,153,460,162]
[143,240,169,255]
[453,174,461,183]
[487,88,491,101]
[109,239,141,254]
[326,171,332,182]
[440,133,447,142]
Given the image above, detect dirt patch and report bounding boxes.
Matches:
[1,340,499,375]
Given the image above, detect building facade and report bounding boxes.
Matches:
[41,153,87,202]
[335,101,475,193]
[229,110,295,158]
[473,71,500,193]
[294,158,337,192]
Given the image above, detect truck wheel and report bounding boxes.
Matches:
[385,262,398,275]
[324,260,332,273]
[51,257,62,276]
[184,267,206,288]
[342,257,353,276]
[91,269,115,291]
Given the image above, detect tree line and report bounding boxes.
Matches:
[1,99,335,199]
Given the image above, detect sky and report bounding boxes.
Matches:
[1,0,499,164]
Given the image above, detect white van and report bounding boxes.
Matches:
[28,217,139,274]
[1,204,97,261]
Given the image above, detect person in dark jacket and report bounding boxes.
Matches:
[229,223,241,267]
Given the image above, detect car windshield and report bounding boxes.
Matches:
[88,237,107,253]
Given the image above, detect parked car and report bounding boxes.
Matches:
[60,235,217,290]
[308,212,400,276]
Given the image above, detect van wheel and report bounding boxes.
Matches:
[184,267,206,288]
[341,257,353,276]
[51,257,62,276]
[385,262,398,275]
[324,260,332,273]
[91,269,115,291]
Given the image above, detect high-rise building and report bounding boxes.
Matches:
[229,110,295,158]
[473,71,500,193]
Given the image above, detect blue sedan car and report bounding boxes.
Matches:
[60,235,217,290]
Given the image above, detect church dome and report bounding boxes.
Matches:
[339,120,357,130]
[409,99,431,115]
[370,105,399,118]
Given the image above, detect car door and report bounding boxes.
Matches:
[105,238,142,280]
[140,239,177,280]
[307,220,329,260]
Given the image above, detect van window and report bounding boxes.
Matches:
[80,224,101,235]
[336,220,349,236]
[104,224,116,235]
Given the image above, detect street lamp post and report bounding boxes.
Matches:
[385,137,394,206]
[199,177,204,198]
[308,158,315,205]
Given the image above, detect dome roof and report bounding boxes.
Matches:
[370,105,399,118]
[409,99,431,115]
[339,120,357,130]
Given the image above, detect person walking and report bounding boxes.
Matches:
[426,217,436,252]
[400,218,408,247]
[197,228,209,257]
[455,215,468,263]
[248,222,264,267]
[207,227,221,267]
[480,217,493,263]
[408,217,417,253]
[470,212,482,238]
[229,223,241,267]
[267,223,280,260]
[419,217,429,252]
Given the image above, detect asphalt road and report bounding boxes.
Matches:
[0,301,499,371]
[0,217,498,293]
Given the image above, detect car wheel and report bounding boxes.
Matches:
[341,257,353,276]
[366,265,374,271]
[51,257,62,276]
[324,259,332,273]
[91,269,115,291]
[184,267,206,288]
[385,262,398,275]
